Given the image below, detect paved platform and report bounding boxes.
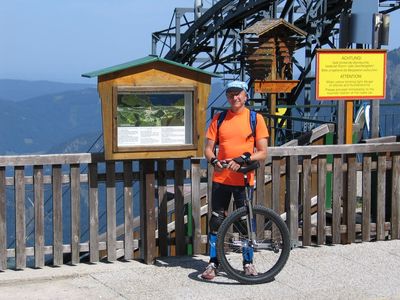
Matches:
[1,240,400,299]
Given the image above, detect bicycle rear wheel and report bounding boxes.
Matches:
[216,205,290,284]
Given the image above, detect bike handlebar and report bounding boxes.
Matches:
[220,160,260,174]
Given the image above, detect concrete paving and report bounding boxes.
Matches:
[1,240,400,299]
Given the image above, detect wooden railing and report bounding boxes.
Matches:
[0,141,399,270]
[266,142,400,247]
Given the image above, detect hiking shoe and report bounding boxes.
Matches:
[201,262,218,280]
[244,263,258,276]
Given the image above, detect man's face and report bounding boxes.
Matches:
[226,89,247,110]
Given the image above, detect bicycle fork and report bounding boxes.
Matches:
[243,174,257,242]
[242,174,256,263]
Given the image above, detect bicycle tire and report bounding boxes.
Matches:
[216,205,290,284]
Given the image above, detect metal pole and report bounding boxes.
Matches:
[371,13,382,138]
[151,34,157,55]
[337,10,350,144]
[175,9,181,52]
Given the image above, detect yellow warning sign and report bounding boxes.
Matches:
[316,49,387,100]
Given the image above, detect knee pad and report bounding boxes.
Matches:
[209,211,225,234]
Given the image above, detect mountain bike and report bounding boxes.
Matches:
[216,161,291,284]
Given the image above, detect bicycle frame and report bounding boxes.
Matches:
[242,173,258,245]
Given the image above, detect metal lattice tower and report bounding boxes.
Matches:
[152,0,400,128]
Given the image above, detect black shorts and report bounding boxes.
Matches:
[211,182,254,212]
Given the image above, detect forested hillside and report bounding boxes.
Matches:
[387,47,400,100]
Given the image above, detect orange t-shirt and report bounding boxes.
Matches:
[206,108,269,186]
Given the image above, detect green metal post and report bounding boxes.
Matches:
[325,132,334,209]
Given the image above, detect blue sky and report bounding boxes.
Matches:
[1,1,399,84]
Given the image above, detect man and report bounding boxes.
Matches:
[202,80,269,280]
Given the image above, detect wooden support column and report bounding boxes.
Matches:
[140,160,156,264]
[191,159,201,255]
[269,43,277,146]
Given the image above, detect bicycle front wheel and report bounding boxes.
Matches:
[216,205,290,284]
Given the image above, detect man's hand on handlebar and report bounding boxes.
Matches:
[210,158,238,171]
[233,152,251,166]
[211,153,258,172]
[225,159,242,172]
[210,157,227,171]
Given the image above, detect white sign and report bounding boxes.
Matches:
[118,126,185,147]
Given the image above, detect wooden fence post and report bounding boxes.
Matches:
[106,161,116,261]
[191,158,201,255]
[52,164,63,266]
[362,154,372,242]
[302,157,312,246]
[332,155,343,244]
[15,166,26,269]
[34,165,44,268]
[123,161,134,260]
[377,153,386,241]
[286,156,298,247]
[271,157,281,213]
[157,160,168,257]
[89,163,99,263]
[71,164,80,265]
[174,159,185,256]
[391,154,400,239]
[347,154,357,243]
[140,160,156,264]
[255,159,266,207]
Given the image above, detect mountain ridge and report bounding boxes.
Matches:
[0,87,101,154]
[0,79,95,102]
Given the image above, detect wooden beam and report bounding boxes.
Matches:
[267,142,400,157]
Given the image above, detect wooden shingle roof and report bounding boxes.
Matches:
[240,18,307,37]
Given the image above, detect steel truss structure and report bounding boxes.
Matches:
[152,0,400,127]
